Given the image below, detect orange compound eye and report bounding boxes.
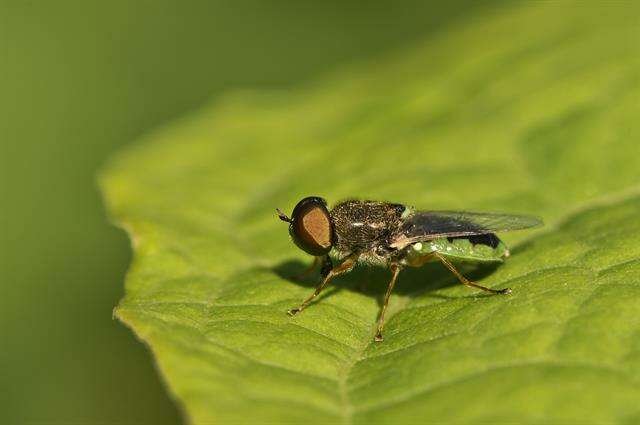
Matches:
[289,196,334,256]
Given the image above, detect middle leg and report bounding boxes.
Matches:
[374,263,401,342]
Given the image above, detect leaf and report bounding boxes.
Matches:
[100,2,640,423]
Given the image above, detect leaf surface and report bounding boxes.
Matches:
[101,2,640,423]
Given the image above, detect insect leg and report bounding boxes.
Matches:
[433,252,511,294]
[287,255,358,316]
[374,263,401,342]
[320,255,333,278]
[291,256,322,281]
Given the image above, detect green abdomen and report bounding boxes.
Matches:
[407,234,509,263]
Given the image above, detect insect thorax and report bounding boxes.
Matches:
[330,200,405,258]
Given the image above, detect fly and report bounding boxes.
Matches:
[276,196,543,342]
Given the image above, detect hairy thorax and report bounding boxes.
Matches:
[329,200,406,262]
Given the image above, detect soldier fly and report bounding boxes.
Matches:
[276,196,542,342]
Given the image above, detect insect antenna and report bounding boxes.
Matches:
[276,208,292,223]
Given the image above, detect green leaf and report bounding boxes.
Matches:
[101,2,640,423]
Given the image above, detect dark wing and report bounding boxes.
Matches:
[390,210,543,248]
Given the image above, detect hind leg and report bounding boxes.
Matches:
[433,252,511,294]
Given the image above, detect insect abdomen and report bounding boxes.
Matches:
[407,234,508,264]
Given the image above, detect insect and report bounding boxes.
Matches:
[276,196,542,342]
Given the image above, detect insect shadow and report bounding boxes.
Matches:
[507,237,538,257]
[272,259,501,307]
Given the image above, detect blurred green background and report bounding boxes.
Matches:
[1,1,496,423]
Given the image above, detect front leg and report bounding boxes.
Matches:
[291,256,321,281]
[288,254,358,316]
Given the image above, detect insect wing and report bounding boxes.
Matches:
[390,210,543,248]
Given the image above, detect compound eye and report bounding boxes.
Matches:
[289,196,333,256]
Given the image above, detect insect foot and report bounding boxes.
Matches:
[497,288,512,295]
[374,333,384,342]
[287,307,302,316]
